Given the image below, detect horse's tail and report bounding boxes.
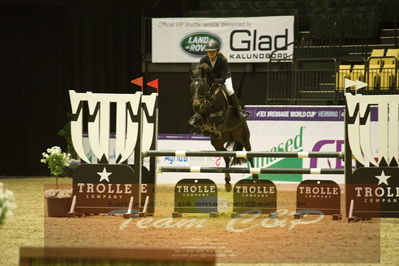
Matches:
[229,141,247,166]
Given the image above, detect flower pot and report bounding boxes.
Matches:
[46,197,72,217]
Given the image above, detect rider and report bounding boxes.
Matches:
[189,39,248,127]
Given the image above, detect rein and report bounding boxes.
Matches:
[191,77,224,108]
[205,83,226,107]
[202,82,219,107]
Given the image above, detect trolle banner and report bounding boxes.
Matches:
[152,16,294,63]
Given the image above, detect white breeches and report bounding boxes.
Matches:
[224,77,234,96]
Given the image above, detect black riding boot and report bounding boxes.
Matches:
[229,93,249,119]
[188,113,204,127]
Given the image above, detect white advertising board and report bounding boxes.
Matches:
[154,106,349,184]
[152,16,294,63]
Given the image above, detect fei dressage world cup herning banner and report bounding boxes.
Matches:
[152,16,294,63]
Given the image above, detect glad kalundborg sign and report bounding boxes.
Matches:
[152,16,294,63]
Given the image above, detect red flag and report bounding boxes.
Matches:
[147,79,159,93]
[131,76,143,90]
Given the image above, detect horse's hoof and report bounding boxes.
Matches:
[225,183,232,192]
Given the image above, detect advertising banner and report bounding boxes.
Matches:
[246,106,346,184]
[155,106,348,184]
[152,16,294,63]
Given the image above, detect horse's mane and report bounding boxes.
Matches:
[190,63,214,84]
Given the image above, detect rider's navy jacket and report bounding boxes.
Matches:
[200,54,231,83]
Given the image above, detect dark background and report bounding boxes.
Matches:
[0,0,398,176]
[1,0,146,176]
[0,0,186,176]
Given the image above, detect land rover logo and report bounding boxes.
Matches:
[181,32,221,56]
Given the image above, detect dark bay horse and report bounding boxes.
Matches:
[189,63,258,192]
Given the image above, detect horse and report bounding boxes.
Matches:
[188,63,258,192]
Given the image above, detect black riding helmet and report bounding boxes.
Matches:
[205,39,220,51]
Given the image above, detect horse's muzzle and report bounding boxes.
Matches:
[192,98,201,112]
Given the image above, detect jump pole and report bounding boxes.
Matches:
[139,92,359,219]
[144,150,344,159]
[158,166,344,175]
[139,95,354,218]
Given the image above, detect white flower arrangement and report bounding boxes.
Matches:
[44,188,73,199]
[41,146,72,189]
[0,182,16,225]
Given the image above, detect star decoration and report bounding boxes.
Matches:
[97,167,112,182]
[374,170,390,186]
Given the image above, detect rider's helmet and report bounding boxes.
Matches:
[205,39,220,51]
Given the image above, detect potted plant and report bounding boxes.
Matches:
[0,182,16,226]
[41,146,73,217]
[58,118,82,177]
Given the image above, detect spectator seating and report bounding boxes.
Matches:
[335,49,399,91]
[336,64,351,91]
[350,64,366,89]
[380,48,399,90]
[367,49,385,90]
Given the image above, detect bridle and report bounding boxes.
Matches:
[190,77,220,108]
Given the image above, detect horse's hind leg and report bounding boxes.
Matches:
[232,122,259,181]
[223,156,232,192]
[249,157,259,180]
[211,138,232,192]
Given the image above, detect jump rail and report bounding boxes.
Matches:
[144,150,344,159]
[158,166,344,175]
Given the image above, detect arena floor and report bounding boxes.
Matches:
[1,177,399,265]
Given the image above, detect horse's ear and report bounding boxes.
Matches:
[190,63,197,78]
